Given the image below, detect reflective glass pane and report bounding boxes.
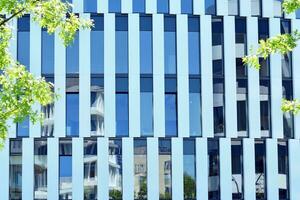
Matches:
[134,139,147,199]
[189,93,201,136]
[66,93,79,137]
[165,94,177,137]
[17,117,29,137]
[141,92,153,136]
[9,140,22,200]
[66,32,79,74]
[237,100,247,136]
[140,16,153,74]
[133,0,145,13]
[231,140,243,200]
[278,141,289,199]
[91,78,104,136]
[84,0,97,13]
[157,0,169,13]
[255,140,266,199]
[159,139,172,199]
[205,0,216,15]
[297,9,300,19]
[91,15,104,74]
[116,93,129,136]
[164,16,177,75]
[59,140,72,200]
[17,15,30,70]
[109,0,121,12]
[109,139,123,199]
[116,16,128,74]
[84,140,97,199]
[212,17,224,76]
[188,17,200,75]
[213,78,225,136]
[41,77,54,137]
[208,139,220,199]
[181,0,193,14]
[34,140,47,200]
[42,30,54,75]
[183,139,196,200]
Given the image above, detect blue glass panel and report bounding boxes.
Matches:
[188,17,199,32]
[109,139,123,198]
[165,94,177,136]
[42,30,54,74]
[157,0,169,13]
[116,77,128,92]
[140,77,153,92]
[181,0,193,14]
[140,16,152,31]
[17,117,29,137]
[116,93,129,136]
[66,32,79,74]
[109,0,121,12]
[188,32,200,75]
[189,93,201,136]
[297,9,300,19]
[91,31,104,74]
[116,16,128,74]
[17,16,30,70]
[205,0,216,15]
[165,78,177,93]
[164,31,176,74]
[141,92,153,136]
[92,15,104,31]
[183,139,196,199]
[59,155,72,199]
[66,94,79,136]
[133,0,145,13]
[140,31,152,74]
[84,0,97,13]
[17,15,30,31]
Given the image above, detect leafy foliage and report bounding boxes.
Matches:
[243,0,300,114]
[0,0,92,148]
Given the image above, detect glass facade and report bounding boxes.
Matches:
[59,140,72,199]
[164,16,177,75]
[278,140,289,199]
[84,139,97,199]
[84,0,97,13]
[41,77,54,137]
[255,140,266,199]
[140,16,153,74]
[189,79,201,136]
[41,28,54,75]
[109,0,121,13]
[66,78,79,137]
[159,139,172,200]
[17,117,29,137]
[91,78,104,136]
[9,140,22,200]
[231,140,243,199]
[208,139,220,199]
[91,14,104,74]
[157,0,169,13]
[134,139,147,199]
[116,77,129,137]
[34,140,47,200]
[251,0,261,16]
[274,0,283,17]
[66,32,79,74]
[181,0,193,14]
[188,17,200,75]
[228,0,239,15]
[140,78,153,136]
[183,139,196,200]
[205,0,216,15]
[116,15,128,74]
[17,15,30,70]
[133,0,145,13]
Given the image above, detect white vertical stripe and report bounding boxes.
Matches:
[170,0,181,14]
[147,138,159,200]
[146,0,156,13]
[224,16,237,138]
[98,137,109,200]
[171,138,183,200]
[73,0,83,13]
[104,13,116,137]
[240,0,251,16]
[22,138,34,200]
[8,120,16,139]
[122,0,132,13]
[129,14,140,137]
[216,0,228,16]
[288,139,300,200]
[177,15,189,138]
[79,13,91,138]
[196,138,208,200]
[247,17,260,138]
[153,14,165,138]
[30,18,42,138]
[72,138,84,200]
[266,139,279,200]
[292,19,300,139]
[98,0,108,13]
[47,137,59,200]
[193,0,205,15]
[262,0,273,17]
[54,31,66,138]
[200,15,214,138]
[0,140,9,200]
[269,18,283,139]
[123,138,134,200]
[219,138,232,200]
[243,138,256,200]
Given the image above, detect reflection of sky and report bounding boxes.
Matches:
[184,156,196,179]
[60,156,72,177]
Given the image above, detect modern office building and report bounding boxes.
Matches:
[1,0,300,199]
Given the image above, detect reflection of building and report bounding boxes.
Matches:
[109,141,122,193]
[159,155,172,195]
[91,85,104,136]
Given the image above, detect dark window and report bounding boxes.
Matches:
[164,16,177,75]
[205,0,216,15]
[231,140,243,199]
[188,17,200,75]
[212,17,224,76]
[278,141,289,200]
[17,15,30,70]
[9,140,22,200]
[109,0,121,12]
[116,15,128,74]
[66,78,79,137]
[140,16,153,74]
[159,139,172,199]
[157,0,169,13]
[133,0,145,13]
[59,140,72,200]
[181,0,193,14]
[255,140,266,199]
[84,0,97,13]
[208,139,220,199]
[213,78,225,136]
[91,78,104,136]
[134,139,147,200]
[41,29,54,75]
[91,14,104,74]
[183,139,196,200]
[34,140,47,200]
[84,139,97,199]
[66,32,79,74]
[281,20,292,78]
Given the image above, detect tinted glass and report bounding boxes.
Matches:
[164,16,177,75]
[141,92,153,136]
[109,0,121,12]
[157,0,169,13]
[133,0,145,13]
[116,93,129,136]
[59,140,72,200]
[205,0,216,15]
[84,0,97,13]
[181,0,193,14]
[212,17,224,76]
[17,117,29,137]
[134,139,147,199]
[208,139,220,199]
[9,140,22,200]
[84,140,97,199]
[41,29,54,75]
[231,140,243,199]
[297,9,300,19]
[66,32,79,74]
[140,16,153,74]
[66,93,79,136]
[109,139,123,199]
[183,139,196,200]
[91,78,104,136]
[213,78,225,136]
[188,17,200,75]
[159,139,172,199]
[17,15,30,70]
[281,20,292,78]
[165,94,177,137]
[278,141,289,199]
[91,15,104,74]
[41,77,54,137]
[34,140,47,200]
[189,92,201,136]
[116,16,128,74]
[255,140,266,199]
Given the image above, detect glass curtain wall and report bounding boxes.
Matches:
[159,139,172,200]
[231,140,243,200]
[183,139,196,200]
[208,139,220,199]
[278,140,289,199]
[255,140,266,199]
[34,140,48,199]
[9,140,22,200]
[134,139,147,199]
[84,139,97,199]
[59,140,72,199]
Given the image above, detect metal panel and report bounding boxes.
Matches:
[104,13,116,137]
[176,15,189,138]
[79,13,91,138]
[224,16,237,138]
[147,138,159,200]
[54,30,66,138]
[47,138,59,200]
[200,15,214,138]
[288,139,300,200]
[240,0,251,16]
[153,14,165,138]
[262,0,273,18]
[171,138,183,200]
[169,0,180,14]
[196,138,208,200]
[146,0,156,13]
[98,0,108,13]
[123,138,134,200]
[269,18,283,139]
[216,0,228,16]
[122,0,132,13]
[72,138,84,200]
[266,139,279,200]
[0,140,9,200]
[243,138,256,200]
[22,138,34,200]
[129,14,140,137]
[193,0,205,15]
[247,17,260,138]
[219,138,232,200]
[98,137,109,200]
[73,0,83,13]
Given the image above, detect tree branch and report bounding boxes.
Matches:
[0,8,26,27]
